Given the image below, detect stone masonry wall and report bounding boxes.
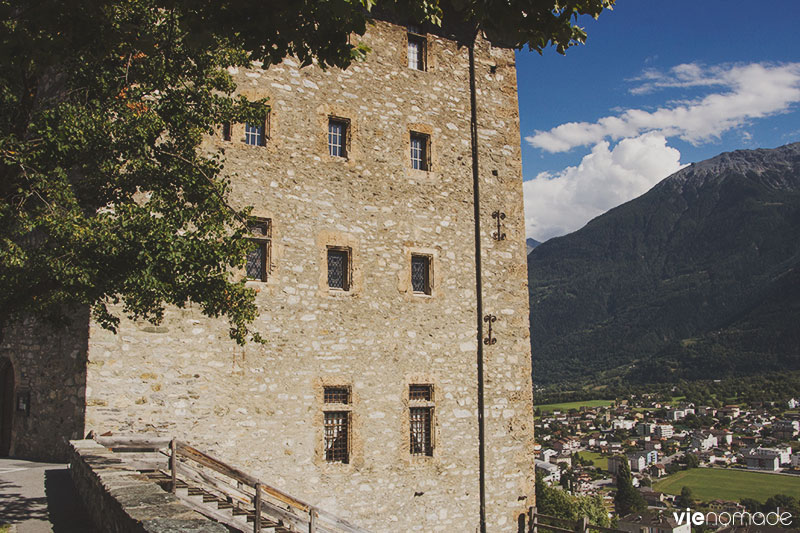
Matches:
[85,20,535,532]
[0,309,89,461]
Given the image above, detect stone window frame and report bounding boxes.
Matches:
[314,379,360,470]
[245,218,272,282]
[327,116,351,159]
[410,253,433,296]
[216,101,274,149]
[399,244,440,301]
[405,124,436,179]
[316,231,362,297]
[316,106,360,165]
[409,131,430,171]
[401,376,439,465]
[326,246,351,292]
[406,26,427,71]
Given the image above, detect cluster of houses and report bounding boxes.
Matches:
[534,398,800,530]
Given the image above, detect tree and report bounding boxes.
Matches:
[1,0,613,342]
[614,458,646,517]
[684,453,700,469]
[536,472,611,527]
[678,486,694,508]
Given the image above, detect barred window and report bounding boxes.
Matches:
[324,386,350,404]
[246,219,271,281]
[407,27,426,71]
[328,118,349,158]
[409,384,432,401]
[411,254,431,295]
[410,132,429,171]
[327,247,350,291]
[410,384,434,457]
[410,407,433,456]
[324,411,349,464]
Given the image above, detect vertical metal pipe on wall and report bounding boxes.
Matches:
[468,32,488,533]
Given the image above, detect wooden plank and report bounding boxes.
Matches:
[96,435,172,449]
[174,490,251,533]
[176,442,312,513]
[175,463,252,507]
[314,508,371,533]
[254,482,262,533]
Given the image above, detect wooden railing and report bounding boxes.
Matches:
[528,508,625,533]
[95,435,370,533]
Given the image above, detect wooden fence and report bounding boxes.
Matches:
[95,435,370,533]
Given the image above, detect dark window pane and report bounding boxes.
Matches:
[408,33,425,71]
[410,407,433,456]
[410,133,428,170]
[324,387,350,404]
[328,119,347,157]
[327,249,349,290]
[411,255,430,294]
[246,242,266,280]
[222,122,231,141]
[324,411,349,463]
[245,122,263,146]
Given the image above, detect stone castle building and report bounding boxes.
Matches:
[1,17,535,532]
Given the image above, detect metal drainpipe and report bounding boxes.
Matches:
[468,31,487,533]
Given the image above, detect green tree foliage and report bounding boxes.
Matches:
[613,458,646,517]
[684,453,700,469]
[678,486,694,508]
[536,473,610,527]
[1,0,613,343]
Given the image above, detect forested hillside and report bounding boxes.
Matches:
[528,143,800,386]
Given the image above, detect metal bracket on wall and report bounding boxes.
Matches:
[483,315,497,345]
[491,211,506,241]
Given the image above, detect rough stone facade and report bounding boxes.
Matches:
[3,19,535,532]
[0,309,88,461]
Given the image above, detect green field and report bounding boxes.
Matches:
[578,451,608,471]
[654,468,800,503]
[536,399,613,414]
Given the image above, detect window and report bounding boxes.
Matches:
[324,386,350,404]
[327,247,350,291]
[410,132,429,171]
[411,254,432,295]
[245,122,265,146]
[328,118,349,158]
[407,27,426,71]
[246,219,271,281]
[409,384,434,457]
[323,386,350,464]
[222,122,232,141]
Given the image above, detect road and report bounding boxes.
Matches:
[0,457,96,532]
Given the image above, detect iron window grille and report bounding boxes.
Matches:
[410,407,433,456]
[324,411,350,463]
[246,219,271,281]
[327,247,351,291]
[407,27,426,71]
[324,386,351,404]
[410,132,430,171]
[328,118,349,158]
[411,254,432,295]
[409,384,433,402]
[409,384,434,457]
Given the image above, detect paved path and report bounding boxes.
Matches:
[0,457,96,532]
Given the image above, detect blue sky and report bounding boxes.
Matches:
[517,0,800,242]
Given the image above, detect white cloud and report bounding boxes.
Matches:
[523,134,685,241]
[526,62,800,153]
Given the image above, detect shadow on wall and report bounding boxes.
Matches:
[44,467,98,533]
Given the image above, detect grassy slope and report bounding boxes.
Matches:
[536,399,613,413]
[654,468,800,503]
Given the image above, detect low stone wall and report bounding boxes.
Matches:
[69,439,227,533]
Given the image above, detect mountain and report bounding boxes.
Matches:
[528,142,800,386]
[527,238,542,254]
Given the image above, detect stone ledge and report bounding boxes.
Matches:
[69,439,227,533]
